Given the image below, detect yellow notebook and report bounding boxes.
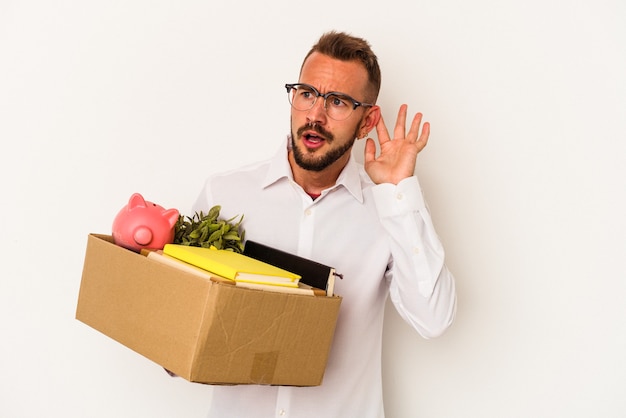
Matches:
[162,244,301,287]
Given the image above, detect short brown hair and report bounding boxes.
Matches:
[301,31,381,103]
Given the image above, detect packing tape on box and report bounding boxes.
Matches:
[250,351,278,384]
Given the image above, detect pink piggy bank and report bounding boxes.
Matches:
[112,193,180,252]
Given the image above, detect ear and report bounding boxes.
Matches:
[163,208,180,228]
[358,105,381,139]
[128,193,147,209]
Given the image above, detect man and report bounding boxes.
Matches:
[192,31,456,418]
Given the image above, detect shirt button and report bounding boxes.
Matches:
[413,247,420,254]
[305,209,312,216]
[396,192,404,200]
[279,409,286,416]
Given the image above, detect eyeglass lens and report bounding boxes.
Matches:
[288,85,355,121]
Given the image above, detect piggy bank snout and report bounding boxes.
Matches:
[132,226,154,246]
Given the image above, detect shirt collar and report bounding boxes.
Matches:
[262,137,365,204]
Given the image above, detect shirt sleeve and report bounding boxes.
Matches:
[371,176,457,339]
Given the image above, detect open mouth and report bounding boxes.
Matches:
[296,123,333,150]
[300,129,330,149]
[304,132,324,144]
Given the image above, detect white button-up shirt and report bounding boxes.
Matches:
[192,141,456,418]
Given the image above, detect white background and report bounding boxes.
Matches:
[1,1,625,417]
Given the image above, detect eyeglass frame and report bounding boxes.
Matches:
[285,83,375,120]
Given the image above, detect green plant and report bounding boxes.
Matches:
[173,205,244,253]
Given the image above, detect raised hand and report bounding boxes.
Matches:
[364,104,430,185]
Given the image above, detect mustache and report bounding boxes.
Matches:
[296,123,334,142]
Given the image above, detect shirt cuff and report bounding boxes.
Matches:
[371,176,427,218]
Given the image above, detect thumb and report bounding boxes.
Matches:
[364,138,377,164]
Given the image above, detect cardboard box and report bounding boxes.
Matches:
[76,234,342,386]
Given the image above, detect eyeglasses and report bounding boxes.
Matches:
[285,83,374,121]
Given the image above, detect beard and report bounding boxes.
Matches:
[290,122,359,172]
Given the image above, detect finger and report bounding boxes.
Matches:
[407,112,424,143]
[416,121,430,151]
[364,137,377,164]
[394,104,408,140]
[375,114,391,145]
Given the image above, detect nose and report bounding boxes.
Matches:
[306,96,327,126]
